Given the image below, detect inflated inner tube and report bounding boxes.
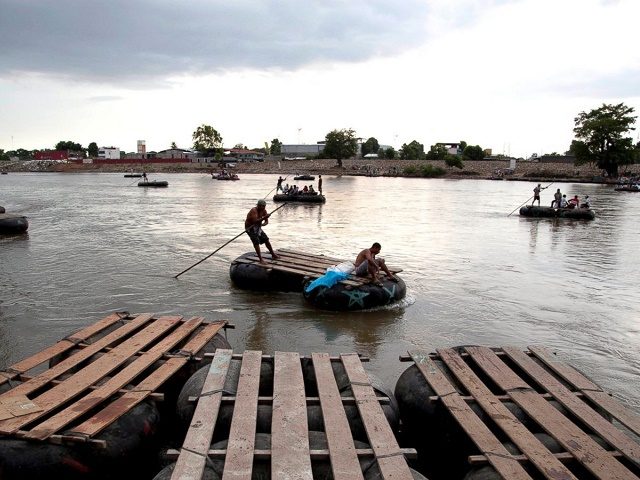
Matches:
[303,275,406,311]
[0,213,29,234]
[0,400,160,480]
[230,252,304,292]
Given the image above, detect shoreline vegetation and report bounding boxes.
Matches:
[2,158,638,183]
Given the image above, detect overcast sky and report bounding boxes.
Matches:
[1,0,638,157]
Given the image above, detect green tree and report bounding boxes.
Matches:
[459,140,468,151]
[270,138,282,155]
[170,141,178,149]
[399,140,425,160]
[55,140,83,151]
[361,137,380,157]
[383,147,396,159]
[462,145,484,160]
[192,124,223,156]
[87,142,99,157]
[424,143,447,160]
[572,103,637,177]
[323,128,358,167]
[445,155,464,169]
[0,149,8,161]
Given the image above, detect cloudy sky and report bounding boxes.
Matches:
[1,0,638,157]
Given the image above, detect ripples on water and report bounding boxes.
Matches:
[0,173,638,409]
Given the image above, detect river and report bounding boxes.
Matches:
[1,172,638,410]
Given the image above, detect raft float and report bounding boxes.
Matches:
[123,173,142,178]
[615,185,640,192]
[230,249,406,311]
[273,193,326,203]
[160,349,424,480]
[0,213,29,234]
[293,174,315,180]
[395,345,640,480]
[0,311,231,479]
[519,205,595,220]
[138,180,169,187]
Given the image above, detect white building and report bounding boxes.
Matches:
[98,147,120,160]
[137,140,146,155]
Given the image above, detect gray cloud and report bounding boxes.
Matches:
[0,0,431,85]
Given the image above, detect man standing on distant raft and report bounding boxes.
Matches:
[318,174,323,194]
[354,242,398,286]
[245,199,280,264]
[532,183,545,206]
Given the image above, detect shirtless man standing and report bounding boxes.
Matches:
[354,242,398,285]
[245,200,280,264]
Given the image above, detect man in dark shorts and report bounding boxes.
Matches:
[531,183,544,206]
[245,199,280,264]
[318,174,323,194]
[354,242,398,286]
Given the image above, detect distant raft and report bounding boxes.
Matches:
[273,193,326,203]
[519,205,595,220]
[615,185,640,192]
[0,213,29,234]
[124,173,143,178]
[293,174,315,180]
[138,180,169,187]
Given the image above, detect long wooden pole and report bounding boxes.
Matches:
[507,182,553,217]
[262,174,290,199]
[174,202,289,278]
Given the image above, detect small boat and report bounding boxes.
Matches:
[1,172,8,175]
[519,205,595,220]
[217,174,239,181]
[0,213,29,234]
[273,193,326,203]
[293,174,315,181]
[615,185,640,192]
[138,180,169,187]
[124,173,143,178]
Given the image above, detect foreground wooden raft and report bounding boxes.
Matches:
[401,346,640,480]
[233,248,402,287]
[169,350,416,480]
[0,312,228,445]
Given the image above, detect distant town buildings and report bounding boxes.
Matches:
[281,142,326,157]
[98,147,120,160]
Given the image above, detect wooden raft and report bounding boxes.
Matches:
[232,248,403,287]
[168,350,416,480]
[402,346,640,480]
[0,312,228,445]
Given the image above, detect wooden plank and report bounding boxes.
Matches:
[529,346,640,436]
[467,347,637,480]
[171,349,233,480]
[271,351,313,480]
[342,353,414,480]
[436,348,577,480]
[0,315,180,435]
[0,312,130,386]
[0,313,155,400]
[277,249,403,274]
[503,346,640,467]
[312,353,364,480]
[167,447,417,461]
[24,317,204,440]
[222,351,262,480]
[233,257,362,287]
[409,350,533,480]
[277,248,345,263]
[70,321,227,438]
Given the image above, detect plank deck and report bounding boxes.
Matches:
[0,313,228,444]
[407,346,640,480]
[172,351,414,479]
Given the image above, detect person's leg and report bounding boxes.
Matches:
[253,243,264,263]
[264,240,279,259]
[368,262,381,284]
[376,258,398,282]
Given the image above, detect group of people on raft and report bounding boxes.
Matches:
[276,175,323,196]
[244,199,395,285]
[532,184,591,209]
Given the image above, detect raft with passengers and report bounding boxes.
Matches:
[519,186,595,220]
[273,183,325,203]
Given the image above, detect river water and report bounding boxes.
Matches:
[1,173,639,410]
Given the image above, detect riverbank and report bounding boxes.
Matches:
[2,158,637,183]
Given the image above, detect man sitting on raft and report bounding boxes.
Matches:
[354,242,398,286]
[245,199,280,264]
